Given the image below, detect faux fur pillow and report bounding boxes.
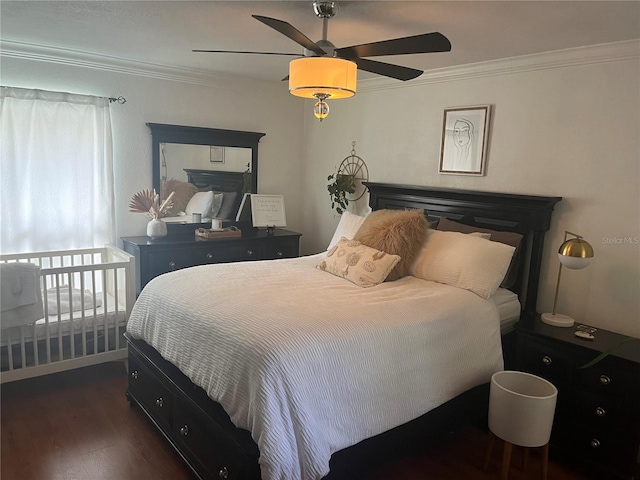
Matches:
[354,209,429,281]
[161,179,198,216]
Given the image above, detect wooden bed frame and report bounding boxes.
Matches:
[125,183,561,480]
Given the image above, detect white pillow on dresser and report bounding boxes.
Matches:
[411,229,516,299]
[327,211,367,250]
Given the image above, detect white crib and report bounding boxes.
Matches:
[0,245,135,383]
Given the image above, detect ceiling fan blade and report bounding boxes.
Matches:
[336,32,451,58]
[193,50,301,56]
[349,58,423,81]
[252,15,326,56]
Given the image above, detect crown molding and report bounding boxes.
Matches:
[0,39,263,90]
[2,38,638,92]
[359,39,640,93]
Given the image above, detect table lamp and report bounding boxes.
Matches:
[541,231,594,327]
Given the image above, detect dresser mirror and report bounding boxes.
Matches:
[147,123,266,229]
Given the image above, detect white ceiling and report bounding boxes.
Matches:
[2,1,639,83]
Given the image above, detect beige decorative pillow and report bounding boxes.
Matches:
[354,209,429,281]
[411,230,516,299]
[317,237,401,288]
[161,179,198,216]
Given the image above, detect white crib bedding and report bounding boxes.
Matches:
[1,293,127,346]
[127,253,505,480]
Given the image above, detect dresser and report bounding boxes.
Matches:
[515,316,640,479]
[121,228,301,295]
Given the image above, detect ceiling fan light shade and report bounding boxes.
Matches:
[289,57,356,99]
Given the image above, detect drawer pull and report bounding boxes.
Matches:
[219,467,229,479]
[180,425,189,436]
[599,375,611,385]
[590,439,601,449]
[595,407,605,417]
[207,253,213,260]
[247,249,254,256]
[130,370,138,380]
[155,397,163,408]
[276,251,283,258]
[169,261,176,270]
[542,355,552,365]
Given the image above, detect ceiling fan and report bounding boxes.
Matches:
[194,1,451,81]
[194,1,451,119]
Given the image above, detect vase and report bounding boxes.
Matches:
[146,219,167,239]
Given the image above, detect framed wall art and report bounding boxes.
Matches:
[210,146,225,164]
[439,105,491,176]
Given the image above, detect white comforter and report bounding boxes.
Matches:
[127,253,503,480]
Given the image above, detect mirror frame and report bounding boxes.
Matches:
[147,123,266,196]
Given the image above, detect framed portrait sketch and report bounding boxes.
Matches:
[210,146,225,164]
[439,105,491,176]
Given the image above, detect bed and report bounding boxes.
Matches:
[124,183,561,480]
[1,245,135,383]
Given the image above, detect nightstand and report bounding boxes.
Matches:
[121,228,301,295]
[515,315,640,479]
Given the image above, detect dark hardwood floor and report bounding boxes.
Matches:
[1,362,602,480]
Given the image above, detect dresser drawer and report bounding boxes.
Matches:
[194,242,260,263]
[576,355,639,397]
[173,399,246,479]
[570,390,638,431]
[263,237,299,260]
[128,354,174,432]
[147,249,194,278]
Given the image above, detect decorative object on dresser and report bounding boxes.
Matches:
[129,188,175,239]
[516,316,640,480]
[541,231,595,327]
[121,229,301,295]
[439,105,491,176]
[485,370,558,480]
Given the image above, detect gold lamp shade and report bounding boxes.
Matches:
[542,231,594,327]
[289,57,357,99]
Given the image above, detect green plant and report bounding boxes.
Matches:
[327,172,356,214]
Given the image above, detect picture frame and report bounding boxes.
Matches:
[210,146,225,164]
[249,194,286,228]
[439,105,491,176]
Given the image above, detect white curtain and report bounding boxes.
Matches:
[0,87,115,254]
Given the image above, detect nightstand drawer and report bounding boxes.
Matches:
[518,337,573,382]
[570,390,638,431]
[576,355,639,397]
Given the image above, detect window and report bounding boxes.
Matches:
[0,87,115,254]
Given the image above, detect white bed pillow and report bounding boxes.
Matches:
[185,191,214,218]
[327,211,367,250]
[411,229,516,299]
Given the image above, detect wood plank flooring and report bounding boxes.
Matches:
[1,362,602,480]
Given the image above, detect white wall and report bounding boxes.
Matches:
[301,42,640,338]
[1,55,307,242]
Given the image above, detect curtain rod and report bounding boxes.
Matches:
[2,86,127,105]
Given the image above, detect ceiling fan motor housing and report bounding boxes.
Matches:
[313,1,338,19]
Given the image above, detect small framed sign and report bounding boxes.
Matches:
[439,105,491,176]
[250,195,286,228]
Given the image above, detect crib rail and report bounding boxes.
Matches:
[0,245,135,383]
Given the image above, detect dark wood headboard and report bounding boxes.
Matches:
[184,169,245,194]
[365,182,562,315]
